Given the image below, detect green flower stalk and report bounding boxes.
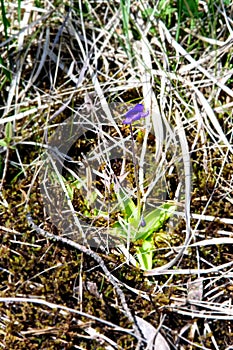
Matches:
[123,104,149,226]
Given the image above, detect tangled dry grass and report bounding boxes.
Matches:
[0,0,233,349]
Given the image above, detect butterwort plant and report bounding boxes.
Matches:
[113,104,176,270]
[60,103,176,270]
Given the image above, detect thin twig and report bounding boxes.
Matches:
[26,212,144,348]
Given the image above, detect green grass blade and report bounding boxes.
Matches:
[0,0,10,40]
[17,0,21,23]
[120,0,132,57]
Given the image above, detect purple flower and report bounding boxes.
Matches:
[122,104,149,124]
[140,217,146,227]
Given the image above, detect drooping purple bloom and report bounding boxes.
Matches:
[122,104,149,124]
[140,217,146,227]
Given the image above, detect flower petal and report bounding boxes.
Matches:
[124,104,144,118]
[123,112,141,124]
[123,104,149,124]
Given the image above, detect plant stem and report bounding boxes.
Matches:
[129,124,141,220]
